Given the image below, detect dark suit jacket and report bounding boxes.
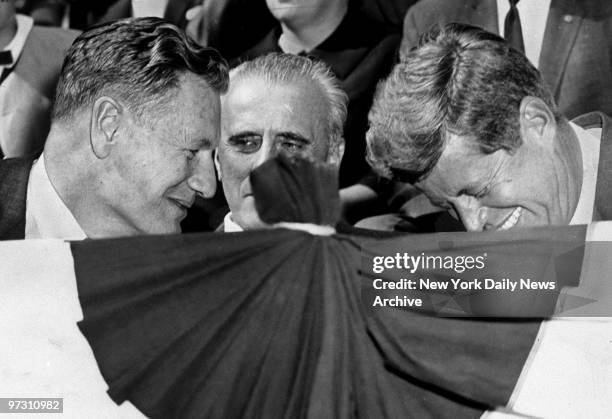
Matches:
[0,158,33,240]
[237,7,400,188]
[401,0,612,119]
[1,25,78,158]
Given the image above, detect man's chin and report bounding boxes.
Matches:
[234,211,267,231]
[143,217,183,235]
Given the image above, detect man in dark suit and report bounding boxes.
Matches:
[367,24,612,232]
[0,0,78,158]
[0,17,229,240]
[401,0,612,119]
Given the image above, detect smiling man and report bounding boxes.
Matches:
[216,53,347,231]
[0,17,229,240]
[366,23,612,232]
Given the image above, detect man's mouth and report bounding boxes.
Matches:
[497,207,523,230]
[169,197,194,213]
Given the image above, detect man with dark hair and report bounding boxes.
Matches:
[0,17,229,240]
[367,23,612,232]
[216,53,347,231]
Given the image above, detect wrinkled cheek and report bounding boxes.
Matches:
[220,159,252,195]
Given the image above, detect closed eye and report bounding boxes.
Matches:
[474,186,490,199]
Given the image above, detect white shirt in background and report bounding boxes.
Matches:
[496,0,551,67]
[131,0,169,18]
[0,14,34,155]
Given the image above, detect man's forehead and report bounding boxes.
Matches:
[418,135,493,195]
[222,77,326,131]
[224,76,314,106]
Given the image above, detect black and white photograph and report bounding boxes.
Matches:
[1,0,611,417]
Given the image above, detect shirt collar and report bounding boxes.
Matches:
[1,14,33,70]
[25,154,87,240]
[569,122,601,225]
[223,212,244,232]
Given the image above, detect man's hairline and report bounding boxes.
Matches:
[53,70,220,126]
[221,74,336,151]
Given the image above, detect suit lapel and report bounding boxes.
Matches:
[539,0,582,99]
[593,113,612,221]
[572,112,612,221]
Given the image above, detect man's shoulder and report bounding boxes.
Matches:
[0,158,34,241]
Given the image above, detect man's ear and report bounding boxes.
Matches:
[327,136,345,167]
[214,148,222,181]
[90,96,122,159]
[519,96,556,148]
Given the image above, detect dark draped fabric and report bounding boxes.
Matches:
[72,156,587,418]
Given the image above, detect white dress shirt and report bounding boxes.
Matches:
[496,0,551,67]
[25,155,87,240]
[569,123,601,225]
[131,0,169,18]
[223,212,244,232]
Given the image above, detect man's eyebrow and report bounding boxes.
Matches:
[181,133,214,149]
[277,132,311,143]
[227,132,261,142]
[194,137,213,148]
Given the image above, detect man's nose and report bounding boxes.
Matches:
[450,195,488,231]
[254,140,281,167]
[187,152,217,198]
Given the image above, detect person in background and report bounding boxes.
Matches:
[401,0,612,120]
[367,24,612,232]
[66,0,201,31]
[0,17,228,240]
[0,0,78,158]
[237,0,398,191]
[216,53,347,231]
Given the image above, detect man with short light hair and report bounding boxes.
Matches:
[0,17,229,240]
[367,23,612,232]
[216,52,347,231]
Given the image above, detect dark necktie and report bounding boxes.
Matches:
[0,50,13,65]
[0,50,14,86]
[504,0,525,53]
[0,51,13,65]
